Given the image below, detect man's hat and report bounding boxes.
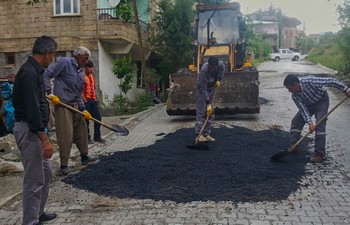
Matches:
[86,60,94,68]
[208,56,219,66]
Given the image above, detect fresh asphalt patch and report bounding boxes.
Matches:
[63,126,311,203]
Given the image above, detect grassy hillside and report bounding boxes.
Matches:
[307,42,346,73]
[307,39,350,86]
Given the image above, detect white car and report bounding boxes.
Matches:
[268,49,301,62]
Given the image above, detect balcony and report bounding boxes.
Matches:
[97,8,149,31]
[96,7,150,59]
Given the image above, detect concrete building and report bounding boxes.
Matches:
[0,0,155,105]
[249,9,301,52]
[252,20,279,51]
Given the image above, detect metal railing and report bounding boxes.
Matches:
[97,8,149,31]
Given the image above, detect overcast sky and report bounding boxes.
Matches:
[235,0,344,34]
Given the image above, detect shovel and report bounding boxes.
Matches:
[186,89,217,150]
[46,97,129,136]
[270,95,348,161]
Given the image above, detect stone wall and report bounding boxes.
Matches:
[0,0,151,104]
[0,0,99,50]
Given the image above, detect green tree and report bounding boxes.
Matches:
[244,17,271,60]
[337,1,350,73]
[115,0,134,23]
[336,29,350,73]
[296,30,315,54]
[337,0,350,28]
[112,56,136,95]
[149,0,194,82]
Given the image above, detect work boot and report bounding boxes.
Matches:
[94,137,106,143]
[310,153,325,163]
[197,135,208,142]
[205,135,215,142]
[81,155,99,165]
[59,166,70,176]
[39,212,57,222]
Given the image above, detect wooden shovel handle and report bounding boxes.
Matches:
[45,97,117,131]
[196,88,218,144]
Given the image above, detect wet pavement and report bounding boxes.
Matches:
[1,60,350,225]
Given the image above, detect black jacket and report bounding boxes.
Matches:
[13,56,49,132]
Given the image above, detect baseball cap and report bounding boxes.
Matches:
[86,60,94,68]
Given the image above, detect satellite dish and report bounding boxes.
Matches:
[108,0,120,7]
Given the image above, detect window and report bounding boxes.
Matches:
[5,53,15,65]
[54,0,80,16]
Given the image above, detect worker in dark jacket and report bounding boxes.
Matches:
[195,56,224,142]
[13,35,58,225]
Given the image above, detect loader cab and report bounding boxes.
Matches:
[196,7,241,45]
[193,3,249,72]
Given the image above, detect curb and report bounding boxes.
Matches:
[0,192,21,207]
[103,103,166,140]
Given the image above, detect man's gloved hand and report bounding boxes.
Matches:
[83,110,92,120]
[48,94,60,105]
[308,122,316,133]
[346,90,350,97]
[215,81,221,88]
[206,104,213,116]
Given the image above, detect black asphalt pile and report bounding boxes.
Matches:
[64,126,311,203]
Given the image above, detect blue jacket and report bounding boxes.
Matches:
[43,57,86,111]
[196,61,225,104]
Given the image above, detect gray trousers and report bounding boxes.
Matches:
[195,88,215,136]
[290,93,329,155]
[54,104,88,166]
[13,122,52,225]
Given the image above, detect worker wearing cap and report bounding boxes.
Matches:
[195,56,225,142]
[82,60,105,144]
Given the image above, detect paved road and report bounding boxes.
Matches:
[1,60,350,225]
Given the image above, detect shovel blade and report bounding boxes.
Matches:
[112,124,129,136]
[186,142,209,150]
[270,149,289,161]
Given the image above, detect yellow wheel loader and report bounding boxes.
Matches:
[166,2,260,116]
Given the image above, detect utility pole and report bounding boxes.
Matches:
[131,0,148,90]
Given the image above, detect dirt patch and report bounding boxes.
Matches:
[64,126,311,203]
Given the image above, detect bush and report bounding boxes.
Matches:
[111,94,129,115]
[130,92,154,114]
[111,92,154,116]
[112,55,136,95]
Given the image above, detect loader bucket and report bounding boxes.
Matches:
[166,71,260,116]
